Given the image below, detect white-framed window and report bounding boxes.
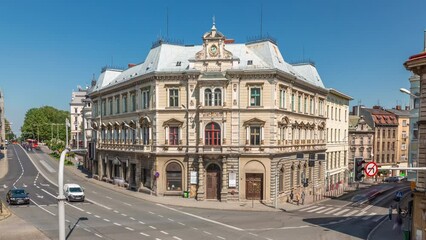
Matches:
[279,89,286,109]
[115,97,120,114]
[131,93,136,112]
[122,94,128,113]
[298,95,302,112]
[168,88,179,107]
[250,126,261,145]
[319,100,324,116]
[304,96,307,113]
[109,99,113,115]
[141,88,150,109]
[402,120,407,127]
[291,94,295,111]
[204,88,222,106]
[310,97,313,114]
[250,87,261,106]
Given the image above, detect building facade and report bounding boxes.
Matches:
[404,47,426,240]
[325,89,352,190]
[361,107,399,177]
[70,87,91,148]
[387,106,411,176]
[407,74,420,179]
[87,25,351,203]
[348,114,375,180]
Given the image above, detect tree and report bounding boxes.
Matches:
[21,106,70,142]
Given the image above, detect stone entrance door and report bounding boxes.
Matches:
[206,164,221,200]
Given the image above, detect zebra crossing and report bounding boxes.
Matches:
[297,204,386,222]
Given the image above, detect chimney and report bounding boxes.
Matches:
[225,39,235,44]
[373,105,381,109]
[128,63,136,68]
[405,106,410,110]
[396,105,402,110]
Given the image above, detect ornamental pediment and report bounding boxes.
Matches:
[243,118,265,127]
[163,118,184,127]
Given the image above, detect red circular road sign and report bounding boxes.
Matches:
[364,162,378,177]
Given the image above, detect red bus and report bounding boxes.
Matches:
[26,139,39,149]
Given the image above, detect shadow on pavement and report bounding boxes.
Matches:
[66,216,88,240]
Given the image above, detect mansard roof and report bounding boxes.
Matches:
[90,27,328,93]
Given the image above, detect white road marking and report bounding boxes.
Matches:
[344,210,359,217]
[173,237,182,240]
[95,215,100,218]
[307,206,325,212]
[36,193,44,199]
[372,215,384,222]
[11,147,25,188]
[244,225,311,231]
[178,222,185,226]
[30,199,56,216]
[356,211,367,217]
[86,212,92,215]
[114,223,122,226]
[139,221,145,224]
[66,220,70,223]
[149,226,157,229]
[106,196,112,200]
[299,205,319,211]
[130,217,136,220]
[324,208,341,215]
[149,211,155,214]
[249,233,258,236]
[40,160,56,173]
[158,215,164,218]
[168,218,174,221]
[113,210,119,213]
[140,232,150,237]
[125,227,134,231]
[157,203,243,231]
[121,213,127,217]
[40,183,49,187]
[334,209,351,216]
[316,207,333,214]
[217,236,226,240]
[204,231,212,235]
[3,184,8,189]
[36,186,40,189]
[103,219,110,222]
[84,228,91,233]
[123,202,132,206]
[192,227,198,230]
[92,191,97,194]
[160,231,168,235]
[95,233,103,238]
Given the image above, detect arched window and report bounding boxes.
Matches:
[214,89,222,106]
[279,167,284,192]
[204,89,212,106]
[166,162,182,191]
[205,122,221,145]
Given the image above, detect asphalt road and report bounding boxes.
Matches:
[1,144,408,240]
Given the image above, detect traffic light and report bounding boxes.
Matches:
[354,157,366,181]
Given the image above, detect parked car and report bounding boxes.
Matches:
[63,184,85,202]
[384,176,401,182]
[6,188,30,205]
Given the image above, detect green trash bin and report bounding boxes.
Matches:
[183,191,189,198]
[402,230,410,240]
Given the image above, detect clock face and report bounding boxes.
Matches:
[210,45,218,56]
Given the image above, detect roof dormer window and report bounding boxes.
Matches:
[247,60,253,65]
[176,61,181,66]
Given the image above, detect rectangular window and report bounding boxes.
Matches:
[169,89,179,107]
[331,107,334,120]
[402,120,407,127]
[250,87,261,106]
[109,99,113,115]
[102,100,106,116]
[131,94,136,111]
[115,97,120,114]
[304,97,307,113]
[319,100,324,116]
[298,95,301,112]
[123,95,128,113]
[279,89,286,109]
[310,98,313,114]
[169,127,179,145]
[142,127,150,145]
[250,126,261,145]
[291,94,295,111]
[74,108,77,113]
[142,89,150,109]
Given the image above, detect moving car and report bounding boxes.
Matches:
[384,176,405,182]
[63,184,85,202]
[6,188,30,205]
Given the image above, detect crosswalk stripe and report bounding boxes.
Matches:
[356,211,367,217]
[307,206,326,212]
[344,210,359,217]
[324,208,341,215]
[334,209,351,216]
[299,206,320,212]
[362,212,377,220]
[316,207,333,214]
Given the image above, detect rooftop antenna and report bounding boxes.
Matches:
[260,3,263,36]
[166,7,169,38]
[111,56,113,67]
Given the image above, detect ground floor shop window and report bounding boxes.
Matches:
[166,162,182,191]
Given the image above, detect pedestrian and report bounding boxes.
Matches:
[388,205,393,221]
[295,192,300,206]
[289,190,294,203]
[301,191,305,205]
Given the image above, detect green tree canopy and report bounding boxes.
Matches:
[21,106,70,142]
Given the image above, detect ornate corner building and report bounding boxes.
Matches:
[87,24,350,203]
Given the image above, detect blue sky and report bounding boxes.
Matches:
[1,0,425,135]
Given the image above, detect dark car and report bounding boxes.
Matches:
[6,189,30,205]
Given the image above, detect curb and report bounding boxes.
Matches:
[366,215,388,240]
[0,203,12,222]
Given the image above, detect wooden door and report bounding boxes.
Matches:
[206,164,221,200]
[246,173,263,200]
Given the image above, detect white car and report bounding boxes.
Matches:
[63,184,85,202]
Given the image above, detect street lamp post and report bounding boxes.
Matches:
[58,148,70,240]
